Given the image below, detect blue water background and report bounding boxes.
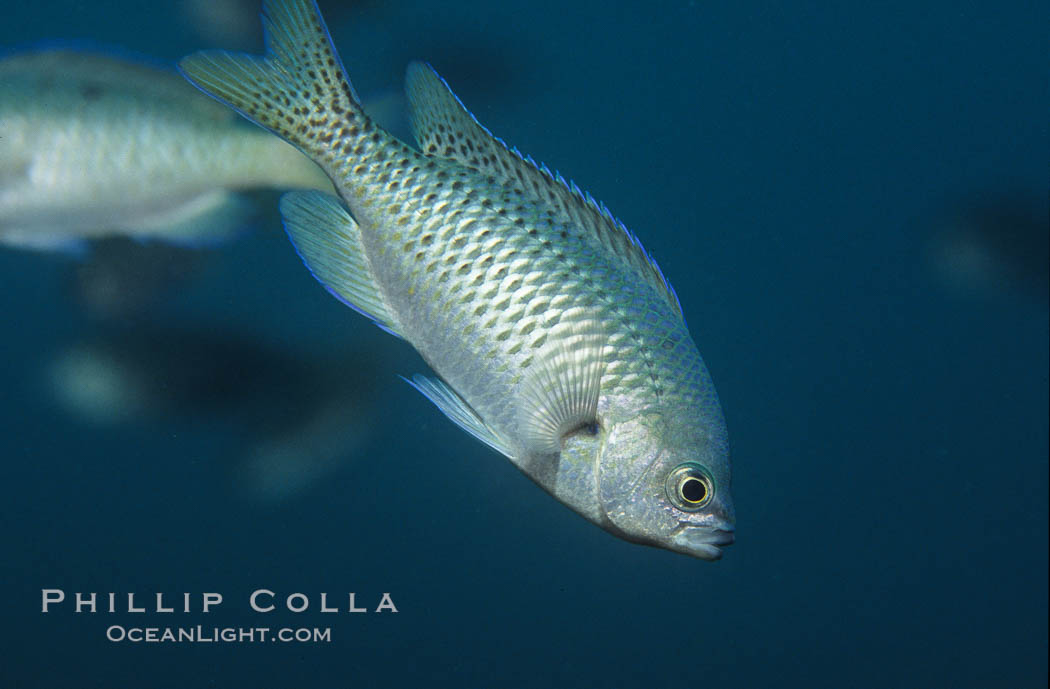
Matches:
[0,1,1046,687]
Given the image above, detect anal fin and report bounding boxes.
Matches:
[280,190,403,338]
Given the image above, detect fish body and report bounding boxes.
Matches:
[0,49,330,251]
[181,0,734,559]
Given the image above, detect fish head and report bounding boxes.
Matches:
[591,410,734,560]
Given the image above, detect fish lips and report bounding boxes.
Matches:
[670,523,736,561]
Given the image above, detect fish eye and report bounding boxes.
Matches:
[666,463,714,511]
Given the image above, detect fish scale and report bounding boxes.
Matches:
[310,125,693,438]
[181,0,734,559]
[405,64,684,319]
[388,174,680,436]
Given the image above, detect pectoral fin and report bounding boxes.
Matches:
[517,320,607,456]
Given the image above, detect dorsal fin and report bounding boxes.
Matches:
[404,62,682,317]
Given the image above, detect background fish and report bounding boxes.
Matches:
[0,48,331,251]
[65,237,209,320]
[181,0,734,559]
[924,190,1049,305]
[47,322,383,502]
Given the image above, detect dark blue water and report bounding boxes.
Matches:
[1,1,1046,687]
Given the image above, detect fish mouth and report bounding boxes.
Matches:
[669,524,735,561]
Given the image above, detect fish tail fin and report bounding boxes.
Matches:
[178,0,363,161]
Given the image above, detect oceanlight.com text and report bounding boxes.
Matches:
[106,625,331,643]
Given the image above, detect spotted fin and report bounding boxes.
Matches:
[404,61,682,317]
[280,190,402,338]
[178,0,361,160]
[517,320,607,456]
[405,375,515,459]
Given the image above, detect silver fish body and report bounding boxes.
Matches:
[181,0,734,559]
[0,49,329,251]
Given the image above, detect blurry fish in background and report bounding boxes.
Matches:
[237,394,370,502]
[65,237,208,321]
[0,49,332,252]
[47,323,383,502]
[927,190,1048,305]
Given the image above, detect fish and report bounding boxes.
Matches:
[66,237,208,320]
[0,49,331,252]
[925,190,1049,306]
[47,323,381,501]
[180,0,735,559]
